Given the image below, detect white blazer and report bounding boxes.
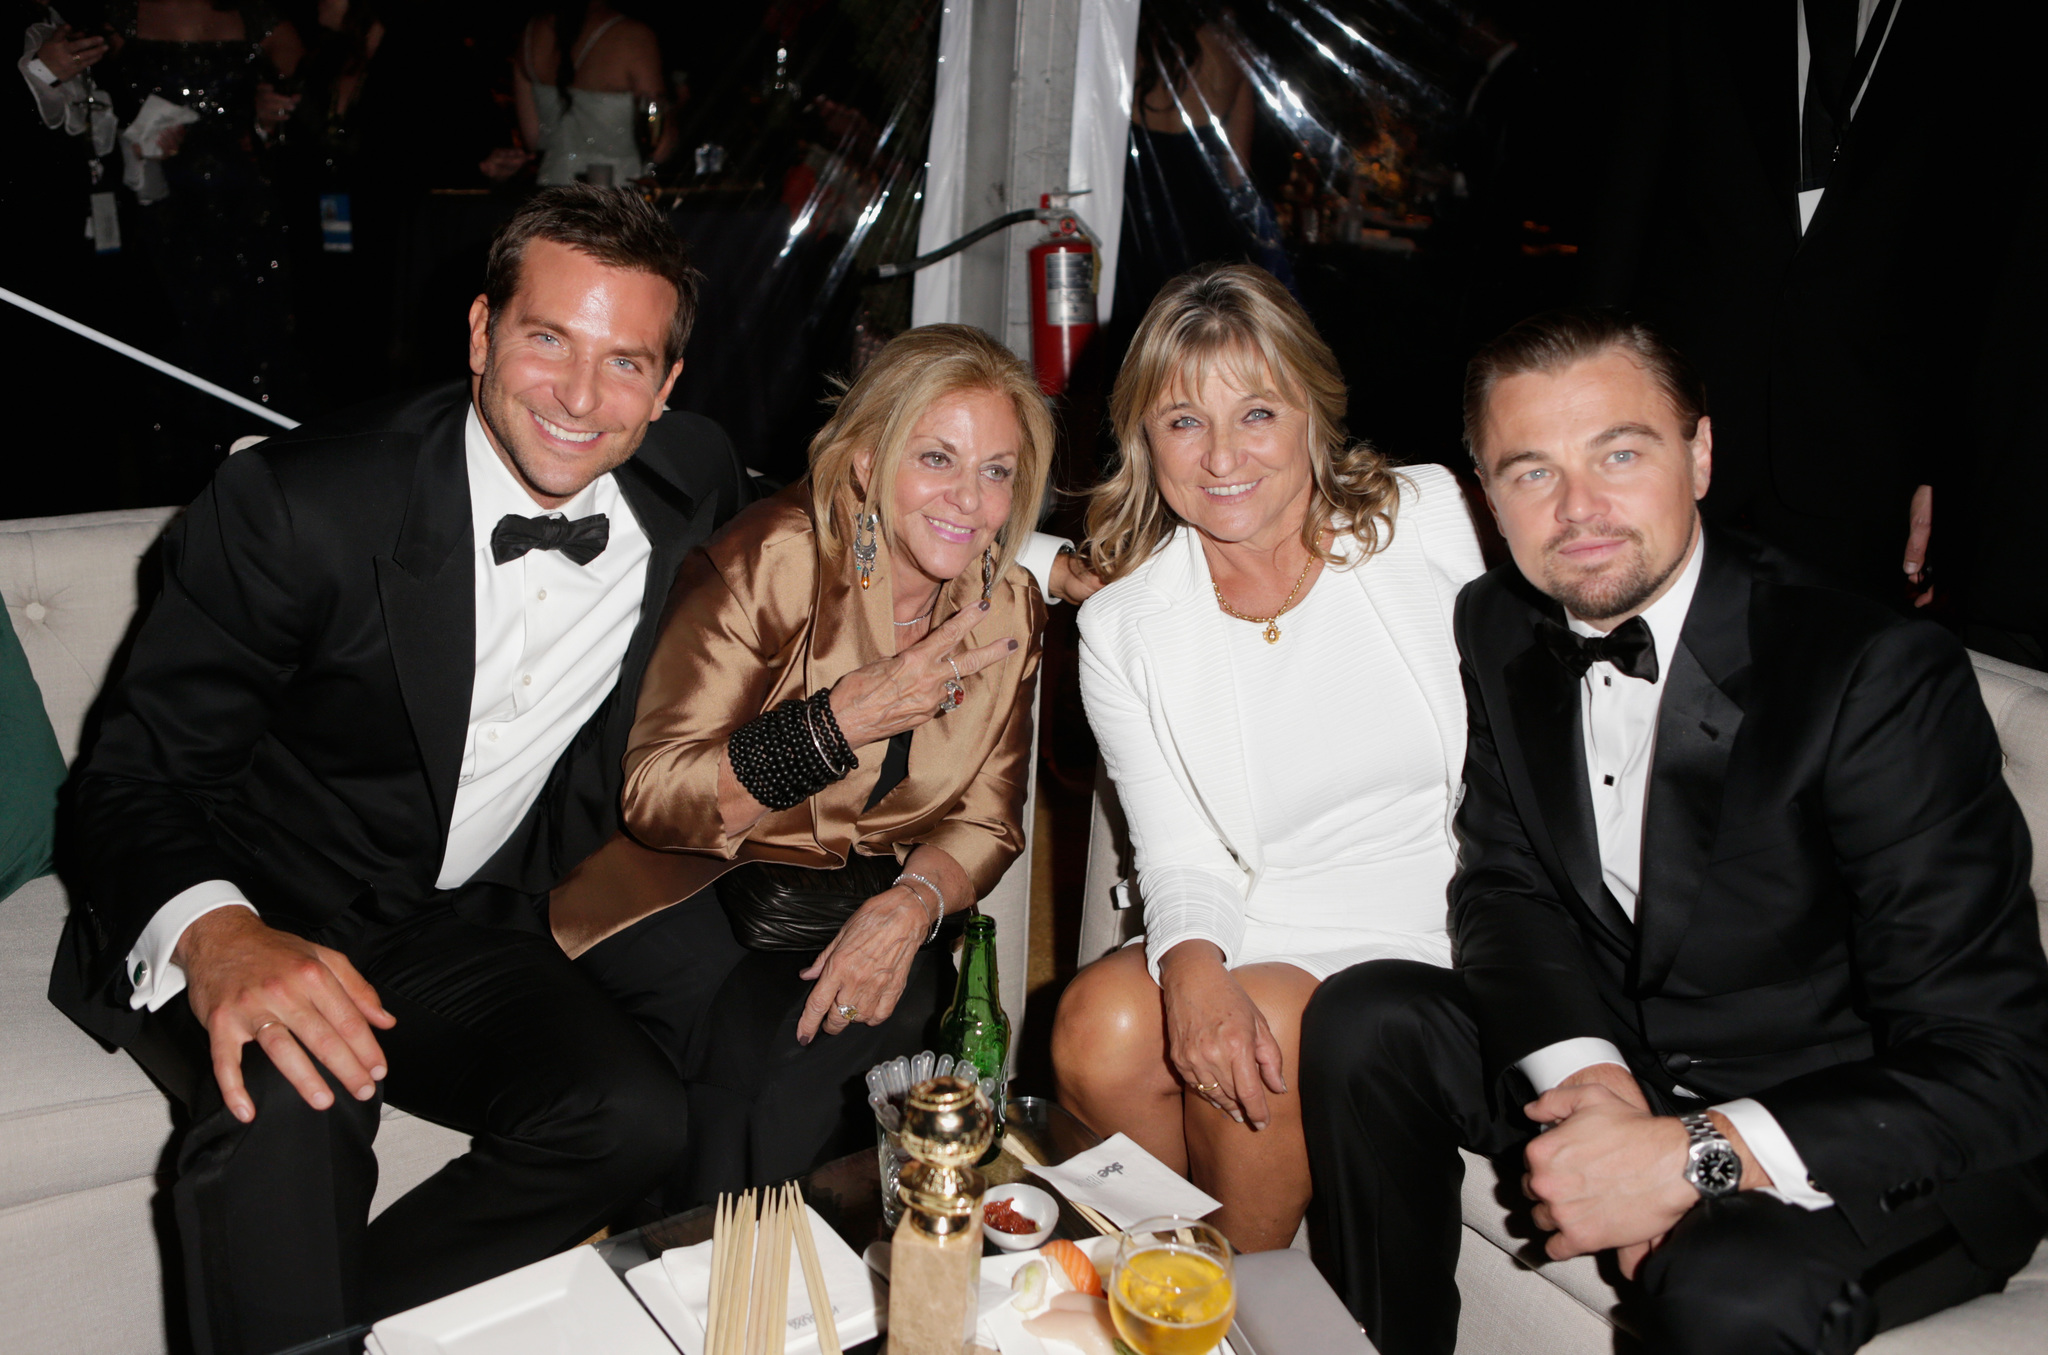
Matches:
[1076,463,1487,976]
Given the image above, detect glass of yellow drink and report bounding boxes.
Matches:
[1108,1216,1235,1355]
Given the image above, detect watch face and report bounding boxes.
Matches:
[1692,1143,1742,1195]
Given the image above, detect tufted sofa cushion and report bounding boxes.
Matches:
[0,508,179,762]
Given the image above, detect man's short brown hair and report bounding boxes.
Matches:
[483,185,703,368]
[1462,307,1708,471]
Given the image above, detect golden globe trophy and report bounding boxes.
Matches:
[886,1074,994,1354]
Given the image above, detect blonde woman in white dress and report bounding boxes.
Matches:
[514,2,675,187]
[1051,264,1484,1251]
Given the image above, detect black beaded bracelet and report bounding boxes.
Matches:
[728,690,859,812]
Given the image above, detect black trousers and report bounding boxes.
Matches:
[1299,961,2027,1355]
[577,884,953,1210]
[135,905,721,1355]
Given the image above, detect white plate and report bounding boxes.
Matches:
[371,1247,679,1355]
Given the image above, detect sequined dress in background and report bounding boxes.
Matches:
[110,2,300,489]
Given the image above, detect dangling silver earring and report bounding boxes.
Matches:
[854,512,879,590]
[981,546,996,601]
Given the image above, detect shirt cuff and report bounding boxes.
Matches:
[1517,1037,1630,1094]
[24,56,60,86]
[125,881,258,1012]
[1715,1097,1835,1210]
[1014,532,1074,606]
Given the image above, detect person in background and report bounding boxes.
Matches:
[513,0,674,188]
[569,324,1052,1204]
[50,186,753,1354]
[1301,308,2048,1354]
[9,0,115,274]
[1586,1,2038,612]
[1050,264,1485,1253]
[103,0,306,499]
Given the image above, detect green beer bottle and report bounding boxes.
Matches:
[939,912,1010,1117]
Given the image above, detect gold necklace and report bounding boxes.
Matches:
[1213,551,1317,644]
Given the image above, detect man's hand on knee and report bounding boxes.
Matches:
[1519,1084,1698,1265]
[175,908,397,1123]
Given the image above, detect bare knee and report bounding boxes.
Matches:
[1053,951,1172,1099]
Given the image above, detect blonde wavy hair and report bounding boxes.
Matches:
[1086,264,1401,582]
[809,324,1055,586]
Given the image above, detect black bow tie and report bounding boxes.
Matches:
[490,512,610,566]
[1536,614,1660,683]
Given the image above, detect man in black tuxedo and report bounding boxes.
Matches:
[48,186,753,1353]
[1299,309,2048,1354]
[1586,0,2039,608]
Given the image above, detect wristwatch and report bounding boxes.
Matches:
[1679,1111,1742,1199]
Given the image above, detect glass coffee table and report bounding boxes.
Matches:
[274,1096,1102,1355]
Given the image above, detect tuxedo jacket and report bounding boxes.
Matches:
[50,382,752,1047]
[1586,0,2036,526]
[1452,529,2048,1261]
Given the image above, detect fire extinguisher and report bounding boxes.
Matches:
[1027,194,1097,398]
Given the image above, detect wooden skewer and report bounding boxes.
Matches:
[720,1189,757,1355]
[746,1186,781,1355]
[706,1193,729,1355]
[787,1182,842,1355]
[763,1187,794,1355]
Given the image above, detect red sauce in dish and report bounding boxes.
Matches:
[984,1199,1041,1234]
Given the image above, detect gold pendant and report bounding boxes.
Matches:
[1263,621,1281,644]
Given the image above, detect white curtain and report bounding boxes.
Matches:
[910,1,976,326]
[1066,0,1142,322]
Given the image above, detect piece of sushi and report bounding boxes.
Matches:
[1023,1294,1116,1355]
[1042,1237,1104,1297]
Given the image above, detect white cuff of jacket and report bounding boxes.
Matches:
[1518,1040,1834,1210]
[125,880,258,1011]
[1015,532,1075,606]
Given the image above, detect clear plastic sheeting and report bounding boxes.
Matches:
[659,0,944,480]
[1104,0,1519,465]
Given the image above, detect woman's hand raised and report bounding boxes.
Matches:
[829,600,1017,749]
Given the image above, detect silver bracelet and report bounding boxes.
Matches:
[896,872,947,945]
[800,696,854,779]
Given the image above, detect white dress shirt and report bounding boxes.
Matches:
[1514,536,1833,1210]
[124,407,651,1010]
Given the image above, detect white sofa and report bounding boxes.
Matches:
[0,506,1037,1355]
[1078,652,2048,1353]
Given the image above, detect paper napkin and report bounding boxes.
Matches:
[1024,1133,1222,1228]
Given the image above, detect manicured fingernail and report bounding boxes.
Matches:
[979,599,990,611]
[1230,1111,1244,1124]
[1278,1081,1288,1094]
[1007,639,1018,651]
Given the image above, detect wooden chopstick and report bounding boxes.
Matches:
[706,1193,730,1355]
[720,1189,758,1355]
[745,1187,779,1355]
[787,1182,843,1355]
[763,1188,793,1355]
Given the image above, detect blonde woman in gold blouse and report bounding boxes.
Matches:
[573,324,1051,1201]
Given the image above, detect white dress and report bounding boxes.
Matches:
[527,16,645,187]
[1223,574,1456,977]
[1076,463,1485,984]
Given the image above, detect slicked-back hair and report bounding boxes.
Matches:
[483,185,703,368]
[1463,307,1708,472]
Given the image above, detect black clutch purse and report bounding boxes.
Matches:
[717,854,963,952]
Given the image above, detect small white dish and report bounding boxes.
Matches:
[371,1246,675,1355]
[982,1183,1058,1250]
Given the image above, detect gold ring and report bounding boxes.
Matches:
[836,1003,859,1021]
[254,1020,281,1035]
[1194,1080,1221,1092]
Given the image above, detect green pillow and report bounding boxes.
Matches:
[0,604,64,901]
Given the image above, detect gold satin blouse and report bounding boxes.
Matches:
[618,482,1044,906]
